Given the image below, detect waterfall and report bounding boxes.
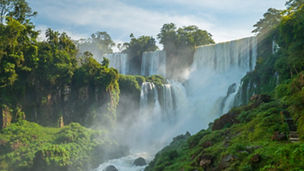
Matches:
[272,40,279,54]
[141,50,166,76]
[104,53,129,74]
[140,82,161,115]
[160,84,174,119]
[95,36,258,170]
[186,37,257,128]
[192,37,257,72]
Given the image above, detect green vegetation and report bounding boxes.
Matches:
[235,2,304,105]
[116,74,167,122]
[0,2,124,170]
[158,23,214,79]
[0,120,127,171]
[77,31,115,58]
[146,84,304,170]
[123,34,158,74]
[0,0,120,127]
[146,1,304,170]
[2,0,304,170]
[0,0,37,24]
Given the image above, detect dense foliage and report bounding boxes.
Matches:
[77,32,115,61]
[158,23,214,79]
[0,0,37,24]
[0,121,127,171]
[146,99,304,170]
[147,1,304,170]
[0,4,120,126]
[123,34,158,74]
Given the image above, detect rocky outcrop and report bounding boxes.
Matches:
[250,94,271,107]
[272,131,287,141]
[105,165,118,171]
[198,155,213,168]
[133,157,147,166]
[212,111,240,131]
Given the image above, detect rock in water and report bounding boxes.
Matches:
[104,165,118,171]
[133,157,147,166]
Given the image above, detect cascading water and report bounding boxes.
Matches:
[141,50,166,76]
[186,37,257,130]
[159,84,174,120]
[104,53,129,74]
[140,82,161,116]
[95,36,257,171]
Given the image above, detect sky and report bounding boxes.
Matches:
[28,0,287,46]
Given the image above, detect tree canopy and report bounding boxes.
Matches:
[157,23,214,79]
[252,8,282,36]
[77,31,115,61]
[275,4,304,79]
[123,34,158,74]
[158,23,214,50]
[286,0,304,10]
[0,17,38,87]
[0,0,37,24]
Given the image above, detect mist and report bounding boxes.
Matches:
[91,36,258,170]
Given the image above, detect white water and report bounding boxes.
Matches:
[94,153,151,171]
[95,37,257,170]
[186,37,257,128]
[141,50,166,76]
[104,53,129,74]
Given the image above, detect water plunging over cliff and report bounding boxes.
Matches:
[95,37,258,170]
[141,50,166,76]
[104,53,129,74]
[186,37,257,129]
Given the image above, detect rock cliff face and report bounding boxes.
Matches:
[2,82,120,129]
[0,105,12,129]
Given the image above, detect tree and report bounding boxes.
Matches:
[0,17,38,87]
[0,0,36,24]
[101,57,109,68]
[252,8,282,36]
[176,25,214,47]
[91,31,115,53]
[275,5,304,78]
[286,0,304,10]
[157,23,177,46]
[123,34,158,74]
[77,31,115,62]
[36,29,77,89]
[157,23,214,79]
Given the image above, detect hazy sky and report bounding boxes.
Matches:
[28,0,287,44]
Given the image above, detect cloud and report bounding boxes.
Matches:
[28,0,286,44]
[152,0,286,12]
[32,0,213,39]
[35,25,88,41]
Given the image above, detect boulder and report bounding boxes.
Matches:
[212,111,240,130]
[104,165,118,171]
[202,141,213,148]
[198,155,213,168]
[250,154,261,164]
[133,157,147,166]
[272,131,287,141]
[250,94,271,107]
[200,159,211,167]
[218,154,235,169]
